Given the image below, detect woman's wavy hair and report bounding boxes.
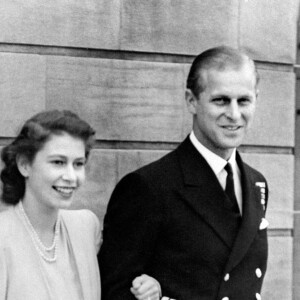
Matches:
[1,110,95,205]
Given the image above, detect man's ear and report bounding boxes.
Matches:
[185,89,198,115]
[16,154,30,178]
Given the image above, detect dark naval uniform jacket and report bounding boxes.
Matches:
[99,137,269,300]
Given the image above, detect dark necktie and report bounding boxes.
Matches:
[224,163,240,214]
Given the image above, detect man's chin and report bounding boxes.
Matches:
[220,138,243,150]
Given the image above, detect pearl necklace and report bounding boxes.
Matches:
[17,201,60,263]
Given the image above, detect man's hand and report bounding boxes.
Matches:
[130,274,162,300]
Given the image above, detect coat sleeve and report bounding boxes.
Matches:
[98,172,163,300]
[0,248,8,300]
[87,209,102,253]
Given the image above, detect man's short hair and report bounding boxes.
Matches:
[186,46,259,98]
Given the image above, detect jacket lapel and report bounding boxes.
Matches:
[176,137,241,248]
[224,153,264,273]
[60,212,89,300]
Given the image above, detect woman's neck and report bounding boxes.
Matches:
[21,199,59,244]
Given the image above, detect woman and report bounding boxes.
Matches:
[0,110,160,300]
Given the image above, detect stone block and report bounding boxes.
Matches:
[262,236,292,299]
[0,53,46,136]
[242,153,294,229]
[0,0,121,49]
[240,0,299,63]
[245,68,295,147]
[46,56,189,142]
[121,0,238,54]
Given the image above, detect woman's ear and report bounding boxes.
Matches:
[16,154,30,178]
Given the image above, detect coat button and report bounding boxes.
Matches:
[261,199,265,205]
[256,293,261,300]
[221,297,229,300]
[224,273,230,281]
[256,268,262,278]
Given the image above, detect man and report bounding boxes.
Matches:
[99,46,269,300]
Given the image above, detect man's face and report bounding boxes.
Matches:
[186,64,257,160]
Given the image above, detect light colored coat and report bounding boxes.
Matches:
[0,207,101,300]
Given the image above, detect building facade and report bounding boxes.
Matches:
[0,1,299,298]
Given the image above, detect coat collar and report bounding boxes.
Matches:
[176,137,264,264]
[59,211,101,300]
[177,137,241,248]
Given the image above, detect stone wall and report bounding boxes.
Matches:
[0,1,299,298]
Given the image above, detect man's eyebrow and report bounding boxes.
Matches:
[211,95,231,100]
[47,154,66,158]
[238,94,253,98]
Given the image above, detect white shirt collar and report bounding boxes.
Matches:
[189,131,237,176]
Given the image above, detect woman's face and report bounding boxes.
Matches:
[20,132,86,212]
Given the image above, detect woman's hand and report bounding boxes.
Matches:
[130,274,161,300]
